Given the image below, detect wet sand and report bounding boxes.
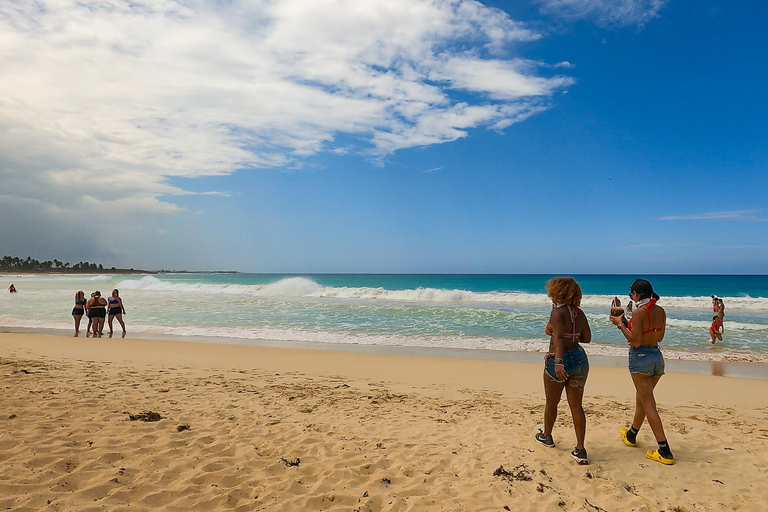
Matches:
[1,333,767,511]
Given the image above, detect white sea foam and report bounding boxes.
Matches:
[665,318,768,332]
[111,276,768,311]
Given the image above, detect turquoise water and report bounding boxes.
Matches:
[1,273,767,362]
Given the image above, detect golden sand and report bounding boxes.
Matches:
[1,333,767,511]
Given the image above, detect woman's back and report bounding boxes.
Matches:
[633,303,665,346]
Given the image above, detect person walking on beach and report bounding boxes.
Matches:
[536,277,591,465]
[107,289,126,336]
[87,291,107,337]
[709,315,724,344]
[716,298,725,321]
[8,284,17,293]
[72,291,86,336]
[610,279,674,465]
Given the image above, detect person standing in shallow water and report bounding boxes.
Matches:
[107,289,126,336]
[72,291,86,336]
[87,291,107,337]
[535,277,591,465]
[611,278,674,465]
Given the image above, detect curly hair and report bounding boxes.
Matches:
[546,277,582,307]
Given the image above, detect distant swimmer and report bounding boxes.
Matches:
[611,279,674,465]
[8,284,17,293]
[709,315,724,344]
[536,277,591,465]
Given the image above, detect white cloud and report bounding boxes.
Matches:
[538,0,667,27]
[0,0,572,264]
[658,209,767,221]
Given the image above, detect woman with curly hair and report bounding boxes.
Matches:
[535,277,592,465]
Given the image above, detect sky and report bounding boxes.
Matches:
[0,0,766,274]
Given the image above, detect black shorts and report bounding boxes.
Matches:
[90,309,106,319]
[109,307,122,316]
[72,308,84,316]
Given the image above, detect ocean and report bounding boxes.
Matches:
[1,273,767,362]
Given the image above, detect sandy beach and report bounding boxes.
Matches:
[1,333,767,511]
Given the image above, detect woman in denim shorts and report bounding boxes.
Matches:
[610,279,674,465]
[535,277,591,465]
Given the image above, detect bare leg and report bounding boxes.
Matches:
[631,375,662,430]
[86,317,92,336]
[108,315,114,335]
[710,329,716,344]
[543,372,566,437]
[631,374,667,442]
[565,384,587,450]
[73,315,82,336]
[115,314,126,333]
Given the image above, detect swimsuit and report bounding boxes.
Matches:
[545,305,589,389]
[710,319,723,333]
[72,298,85,315]
[627,298,663,335]
[90,301,106,318]
[108,298,121,316]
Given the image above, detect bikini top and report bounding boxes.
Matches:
[108,299,119,305]
[90,299,105,308]
[75,299,85,305]
[628,298,663,335]
[555,304,581,341]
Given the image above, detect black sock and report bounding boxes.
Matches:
[657,440,673,459]
[626,426,638,444]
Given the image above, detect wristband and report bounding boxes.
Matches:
[554,358,564,365]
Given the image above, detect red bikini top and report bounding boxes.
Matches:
[627,299,663,335]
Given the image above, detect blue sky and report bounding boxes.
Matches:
[1,0,766,273]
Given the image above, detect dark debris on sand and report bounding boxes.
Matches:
[280,457,301,467]
[126,411,163,422]
[177,424,191,432]
[493,464,533,485]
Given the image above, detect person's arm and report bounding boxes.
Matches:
[119,297,125,314]
[549,309,568,381]
[611,310,643,347]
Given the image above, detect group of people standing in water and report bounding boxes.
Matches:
[536,277,675,466]
[71,289,126,337]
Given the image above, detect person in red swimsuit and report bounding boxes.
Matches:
[709,315,724,344]
[610,279,674,465]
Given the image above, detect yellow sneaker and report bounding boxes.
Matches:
[646,449,674,465]
[619,427,637,447]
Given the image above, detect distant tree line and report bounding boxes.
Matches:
[0,255,130,272]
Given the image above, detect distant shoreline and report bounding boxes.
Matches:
[0,270,243,275]
[0,269,155,275]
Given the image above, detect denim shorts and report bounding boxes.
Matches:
[628,345,665,376]
[545,347,589,389]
